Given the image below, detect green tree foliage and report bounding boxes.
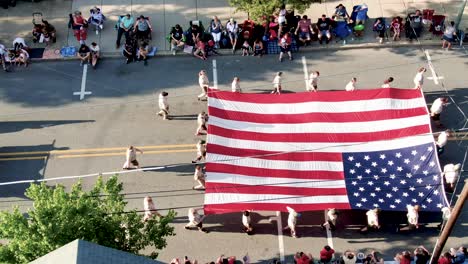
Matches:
[0,176,175,263]
[229,0,315,22]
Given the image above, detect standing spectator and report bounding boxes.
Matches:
[438,252,452,264]
[366,208,381,230]
[436,129,451,155]
[308,71,320,92]
[134,15,152,42]
[198,70,209,100]
[354,4,368,24]
[364,251,384,264]
[226,18,239,53]
[443,163,461,192]
[406,204,420,229]
[116,14,134,49]
[391,17,401,41]
[157,91,170,120]
[72,11,88,44]
[89,6,105,35]
[193,164,206,190]
[231,77,241,93]
[409,10,423,40]
[342,250,357,264]
[413,67,426,89]
[414,246,430,264]
[123,146,143,169]
[242,210,253,235]
[195,111,208,136]
[373,18,386,44]
[283,206,299,238]
[138,42,150,66]
[381,77,394,88]
[430,97,449,128]
[321,208,338,231]
[345,77,357,91]
[90,42,100,69]
[451,247,467,264]
[334,4,350,21]
[294,252,313,264]
[123,40,135,64]
[272,71,283,94]
[192,140,206,163]
[143,196,161,221]
[15,48,29,67]
[210,16,223,49]
[253,38,264,56]
[395,251,412,264]
[185,208,208,232]
[193,37,207,61]
[278,32,293,62]
[317,14,332,44]
[170,24,185,55]
[320,245,335,263]
[42,20,57,43]
[295,15,313,46]
[277,4,287,37]
[77,43,91,66]
[442,21,457,50]
[241,40,251,56]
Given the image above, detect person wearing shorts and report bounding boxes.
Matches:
[123,146,143,169]
[317,14,332,44]
[442,21,456,50]
[295,15,313,46]
[226,18,238,52]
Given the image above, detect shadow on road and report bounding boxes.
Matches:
[0,120,95,134]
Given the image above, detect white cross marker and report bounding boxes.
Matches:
[73,64,92,100]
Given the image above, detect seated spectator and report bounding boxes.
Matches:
[32,23,44,43]
[394,251,412,264]
[15,48,29,67]
[241,40,251,56]
[414,246,430,264]
[295,15,313,46]
[342,250,357,264]
[335,4,350,21]
[442,21,456,49]
[373,18,386,44]
[116,13,134,49]
[41,20,56,43]
[123,40,134,64]
[364,251,384,264]
[391,17,402,41]
[451,247,467,264]
[226,18,239,52]
[77,43,90,66]
[205,40,220,56]
[320,245,335,263]
[88,6,105,35]
[216,255,236,264]
[253,38,264,56]
[90,42,100,69]
[409,10,423,39]
[138,41,149,65]
[317,14,332,44]
[170,24,185,55]
[134,15,152,42]
[188,23,202,46]
[209,16,223,49]
[71,11,88,44]
[295,252,313,264]
[438,252,452,264]
[193,37,207,60]
[278,32,293,62]
[13,37,27,52]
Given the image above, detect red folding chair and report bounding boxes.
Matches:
[430,15,445,35]
[422,9,434,21]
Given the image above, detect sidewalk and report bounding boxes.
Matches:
[0,0,466,60]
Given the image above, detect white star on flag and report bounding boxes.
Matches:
[355,163,362,168]
[364,155,370,161]
[404,159,410,164]
[388,160,394,166]
[380,154,386,160]
[348,156,354,161]
[396,153,402,158]
[411,150,418,156]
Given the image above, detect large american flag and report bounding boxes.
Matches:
[204,88,449,214]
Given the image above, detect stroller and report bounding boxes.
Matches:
[430,15,445,36]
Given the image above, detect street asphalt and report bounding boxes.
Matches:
[0,47,467,263]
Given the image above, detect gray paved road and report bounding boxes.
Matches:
[0,47,467,263]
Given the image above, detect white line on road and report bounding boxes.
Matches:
[275,211,285,262]
[424,50,444,85]
[301,56,309,91]
[212,59,218,89]
[73,64,92,100]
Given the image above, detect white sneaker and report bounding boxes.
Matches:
[172,50,176,56]
[96,30,99,35]
[99,24,103,30]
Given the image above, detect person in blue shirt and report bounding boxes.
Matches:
[355,4,368,24]
[116,13,134,49]
[451,247,467,264]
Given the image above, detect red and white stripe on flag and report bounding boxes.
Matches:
[204,88,434,214]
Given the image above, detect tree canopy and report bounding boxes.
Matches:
[0,175,175,263]
[229,0,317,22]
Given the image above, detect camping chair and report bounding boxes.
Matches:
[430,15,445,36]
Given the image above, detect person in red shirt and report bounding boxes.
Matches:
[278,32,293,62]
[294,252,313,264]
[320,245,335,263]
[193,37,207,60]
[438,252,452,264]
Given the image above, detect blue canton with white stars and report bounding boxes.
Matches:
[343,143,448,211]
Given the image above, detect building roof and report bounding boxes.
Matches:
[30,239,162,264]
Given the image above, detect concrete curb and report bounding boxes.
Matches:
[30,41,463,63]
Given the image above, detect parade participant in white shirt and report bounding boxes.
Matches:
[345,77,357,91]
[413,67,426,89]
[185,208,208,232]
[308,71,320,92]
[272,72,283,94]
[143,196,161,221]
[430,97,448,128]
[157,91,170,120]
[231,77,241,93]
[198,70,209,100]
